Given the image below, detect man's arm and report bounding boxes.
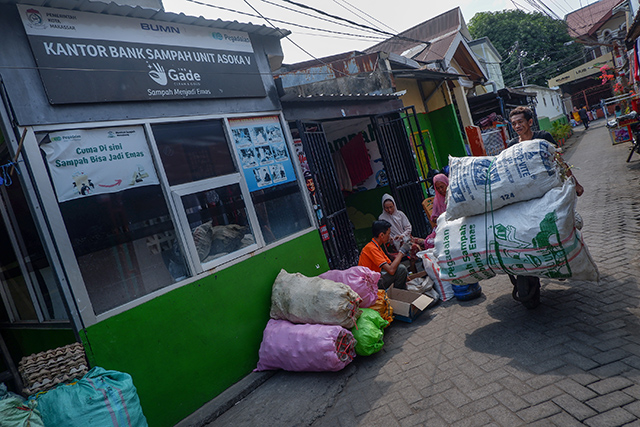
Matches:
[380,241,410,275]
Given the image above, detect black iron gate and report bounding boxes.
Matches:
[297,121,360,270]
[373,107,431,238]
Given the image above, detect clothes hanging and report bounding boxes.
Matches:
[340,133,373,186]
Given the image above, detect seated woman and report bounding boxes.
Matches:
[424,173,449,249]
[378,194,414,252]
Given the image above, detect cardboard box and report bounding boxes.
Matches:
[387,285,434,323]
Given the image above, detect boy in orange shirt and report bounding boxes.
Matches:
[359,220,410,289]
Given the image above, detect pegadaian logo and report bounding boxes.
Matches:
[148,63,168,86]
[25,8,46,28]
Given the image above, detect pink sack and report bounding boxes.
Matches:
[319,266,379,308]
[255,319,356,372]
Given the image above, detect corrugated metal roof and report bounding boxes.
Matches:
[565,0,623,38]
[1,0,291,38]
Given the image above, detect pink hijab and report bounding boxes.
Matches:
[432,174,449,221]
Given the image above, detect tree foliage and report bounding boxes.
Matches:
[468,10,583,87]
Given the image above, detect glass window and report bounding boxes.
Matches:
[251,181,311,244]
[181,184,255,264]
[57,185,186,314]
[152,120,237,186]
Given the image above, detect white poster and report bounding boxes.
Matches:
[41,126,159,202]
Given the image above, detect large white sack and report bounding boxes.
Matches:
[434,179,598,284]
[446,139,562,220]
[270,270,362,329]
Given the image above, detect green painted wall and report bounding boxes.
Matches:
[81,230,328,427]
[427,105,467,168]
[345,186,390,250]
[539,117,552,131]
[414,106,467,170]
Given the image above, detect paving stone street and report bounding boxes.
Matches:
[208,120,640,427]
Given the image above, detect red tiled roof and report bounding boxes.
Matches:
[566,0,624,38]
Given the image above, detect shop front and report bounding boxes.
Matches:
[0,2,322,426]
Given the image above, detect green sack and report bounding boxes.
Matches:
[351,308,389,356]
[0,397,44,427]
[32,367,148,427]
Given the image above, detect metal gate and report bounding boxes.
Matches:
[373,107,431,238]
[297,121,359,270]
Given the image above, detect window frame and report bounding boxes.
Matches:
[21,111,314,327]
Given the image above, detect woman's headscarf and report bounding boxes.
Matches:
[378,193,411,247]
[432,174,449,221]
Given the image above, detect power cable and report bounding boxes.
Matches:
[277,0,429,45]
[259,0,383,36]
[242,0,352,77]
[332,0,397,33]
[184,0,389,41]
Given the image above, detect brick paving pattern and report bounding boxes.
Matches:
[209,121,640,426]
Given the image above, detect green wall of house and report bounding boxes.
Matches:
[80,230,328,427]
[415,105,467,170]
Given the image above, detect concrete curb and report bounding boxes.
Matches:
[174,371,276,427]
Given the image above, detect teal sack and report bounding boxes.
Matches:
[351,308,388,356]
[32,367,148,427]
[0,397,44,427]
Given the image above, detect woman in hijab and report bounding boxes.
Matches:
[424,173,449,249]
[378,193,413,251]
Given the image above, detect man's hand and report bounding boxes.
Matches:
[399,241,412,255]
[576,182,584,197]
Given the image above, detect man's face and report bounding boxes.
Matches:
[306,178,315,193]
[510,113,532,137]
[380,229,391,244]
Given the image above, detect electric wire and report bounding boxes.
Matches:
[184,0,387,40]
[331,0,396,34]
[258,0,383,36]
[242,0,352,77]
[334,0,397,33]
[277,0,429,45]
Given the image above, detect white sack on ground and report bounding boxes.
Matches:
[270,270,362,329]
[434,179,599,284]
[446,139,562,220]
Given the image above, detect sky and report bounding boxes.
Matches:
[162,0,599,64]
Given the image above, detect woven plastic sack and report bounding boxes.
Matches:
[33,367,148,427]
[270,270,362,329]
[417,250,454,301]
[434,179,599,284]
[368,290,393,326]
[0,397,44,427]
[319,266,379,308]
[255,319,356,372]
[351,309,388,356]
[447,139,562,220]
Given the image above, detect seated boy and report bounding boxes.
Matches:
[358,220,410,290]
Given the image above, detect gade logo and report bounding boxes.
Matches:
[148,63,201,86]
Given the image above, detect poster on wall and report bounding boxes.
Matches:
[229,116,296,192]
[17,4,265,104]
[41,126,159,202]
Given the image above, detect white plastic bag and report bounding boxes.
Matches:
[417,250,454,301]
[434,179,599,284]
[406,276,440,301]
[446,139,562,220]
[270,270,362,329]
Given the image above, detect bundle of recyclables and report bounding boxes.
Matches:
[257,267,392,372]
[434,139,599,284]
